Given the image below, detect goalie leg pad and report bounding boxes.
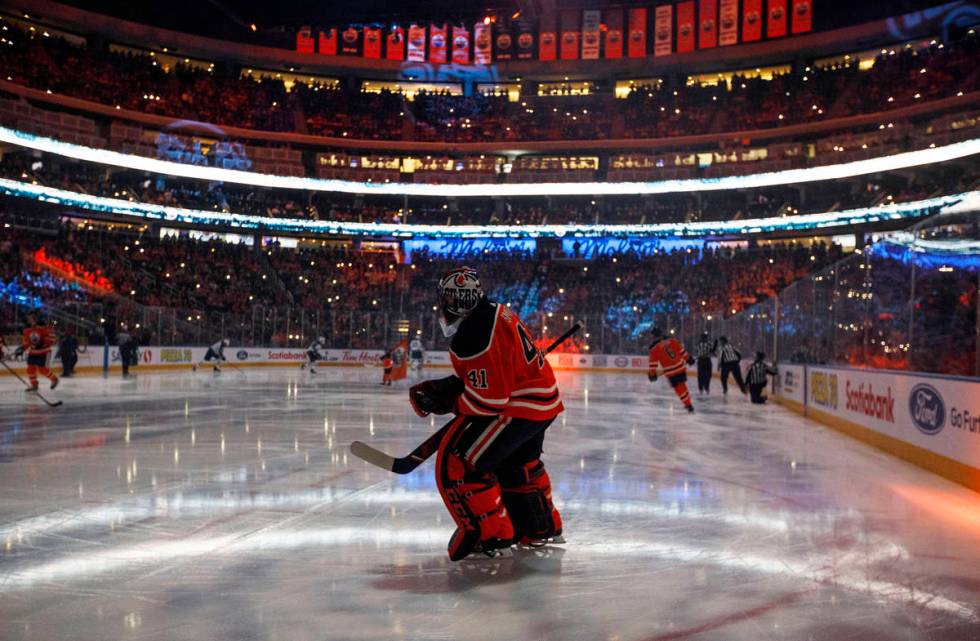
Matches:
[436,416,515,561]
[499,459,562,543]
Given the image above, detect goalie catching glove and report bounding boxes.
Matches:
[409,375,464,417]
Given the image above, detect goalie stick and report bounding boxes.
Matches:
[1,360,63,407]
[351,320,583,474]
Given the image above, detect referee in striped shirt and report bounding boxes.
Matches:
[694,332,716,394]
[747,352,778,404]
[717,336,747,395]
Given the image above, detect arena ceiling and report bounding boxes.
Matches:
[52,0,956,44]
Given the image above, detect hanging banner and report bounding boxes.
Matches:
[582,10,601,59]
[429,23,447,63]
[539,13,558,60]
[494,22,515,60]
[719,0,738,45]
[560,9,580,59]
[515,18,536,60]
[386,27,405,60]
[318,28,337,55]
[767,0,788,38]
[340,25,361,55]
[407,24,427,61]
[742,0,763,41]
[629,7,648,58]
[653,5,671,57]
[677,1,696,53]
[604,9,624,59]
[296,26,314,54]
[791,0,813,33]
[451,25,470,63]
[363,27,382,58]
[698,0,718,49]
[474,22,492,64]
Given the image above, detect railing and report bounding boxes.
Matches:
[717,209,980,377]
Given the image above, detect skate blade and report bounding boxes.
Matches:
[519,535,566,548]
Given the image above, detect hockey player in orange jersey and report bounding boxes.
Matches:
[21,312,59,391]
[408,267,564,560]
[648,327,694,413]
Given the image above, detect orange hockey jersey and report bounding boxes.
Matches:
[23,325,56,355]
[648,336,690,378]
[450,299,563,421]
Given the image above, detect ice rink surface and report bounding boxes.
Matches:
[0,366,978,641]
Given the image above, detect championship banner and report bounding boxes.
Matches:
[296,26,314,54]
[318,28,337,55]
[719,0,738,45]
[429,23,447,63]
[539,13,558,60]
[791,0,813,33]
[742,0,763,41]
[560,9,580,59]
[451,25,470,63]
[582,10,601,59]
[340,26,361,55]
[515,18,536,60]
[363,27,382,58]
[494,22,515,60]
[676,1,696,53]
[652,6,670,56]
[629,7,649,58]
[386,27,405,60]
[767,0,788,38]
[407,24,426,61]
[474,22,492,64]
[698,0,718,49]
[604,8,623,59]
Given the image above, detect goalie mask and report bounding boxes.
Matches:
[437,267,483,337]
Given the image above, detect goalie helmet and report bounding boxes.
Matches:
[222,338,230,346]
[437,267,483,337]
[318,336,326,344]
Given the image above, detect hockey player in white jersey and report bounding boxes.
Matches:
[193,339,230,373]
[409,335,425,373]
[301,337,326,374]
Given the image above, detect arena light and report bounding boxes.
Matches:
[0,178,970,239]
[0,126,978,198]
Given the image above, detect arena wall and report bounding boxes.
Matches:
[774,364,980,492]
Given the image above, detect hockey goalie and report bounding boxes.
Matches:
[409,267,564,560]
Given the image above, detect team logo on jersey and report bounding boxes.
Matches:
[745,11,760,26]
[679,21,693,37]
[701,18,715,33]
[541,32,555,47]
[606,30,622,46]
[909,384,946,435]
[770,6,785,21]
[794,2,810,18]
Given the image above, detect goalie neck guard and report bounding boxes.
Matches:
[437,267,484,337]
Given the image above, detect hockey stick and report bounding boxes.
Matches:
[351,320,583,474]
[1,360,63,407]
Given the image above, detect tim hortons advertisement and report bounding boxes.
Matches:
[806,366,980,470]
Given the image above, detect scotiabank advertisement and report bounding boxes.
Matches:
[803,366,980,470]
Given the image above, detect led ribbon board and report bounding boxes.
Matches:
[0,126,978,197]
[0,178,969,239]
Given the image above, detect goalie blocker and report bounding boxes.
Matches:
[410,267,564,560]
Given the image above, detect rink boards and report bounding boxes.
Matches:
[775,364,980,492]
[0,345,655,374]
